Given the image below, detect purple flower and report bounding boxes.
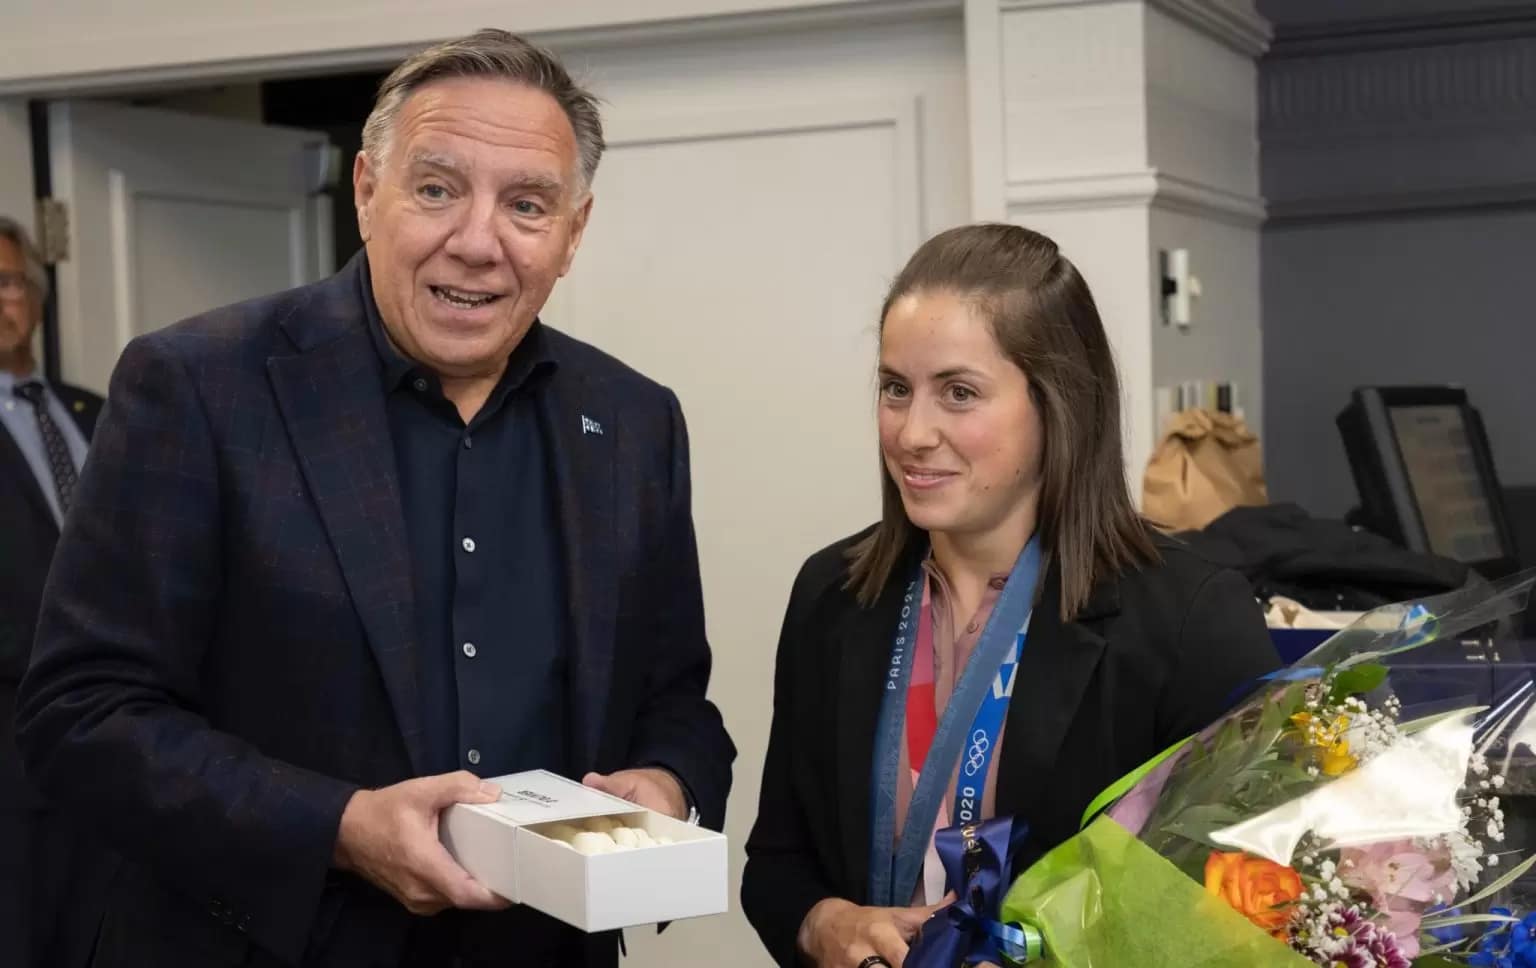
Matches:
[1294,908,1411,968]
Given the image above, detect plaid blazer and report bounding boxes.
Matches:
[16,254,734,966]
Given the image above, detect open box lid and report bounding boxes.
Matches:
[462,769,646,827]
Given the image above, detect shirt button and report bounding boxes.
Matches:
[461,537,476,553]
[412,377,428,392]
[462,642,477,658]
[462,435,473,449]
[467,749,481,766]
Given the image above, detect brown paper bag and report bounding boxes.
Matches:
[1141,409,1268,532]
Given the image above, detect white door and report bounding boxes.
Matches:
[545,18,969,965]
[47,100,334,394]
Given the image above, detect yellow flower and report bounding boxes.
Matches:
[1289,710,1358,776]
[1320,741,1356,776]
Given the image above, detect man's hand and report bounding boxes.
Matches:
[333,771,512,915]
[581,767,688,820]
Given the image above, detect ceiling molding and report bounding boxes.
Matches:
[1006,168,1266,225]
[0,0,962,98]
[1261,35,1536,139]
[1268,5,1536,58]
[1001,0,1271,57]
[1266,180,1536,224]
[1151,0,1271,57]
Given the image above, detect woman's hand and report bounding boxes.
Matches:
[796,895,951,967]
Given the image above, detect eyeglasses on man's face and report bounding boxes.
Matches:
[0,270,35,297]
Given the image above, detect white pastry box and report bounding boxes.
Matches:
[440,769,728,932]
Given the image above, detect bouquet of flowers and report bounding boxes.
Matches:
[909,570,1536,968]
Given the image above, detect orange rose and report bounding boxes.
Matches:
[1203,850,1304,932]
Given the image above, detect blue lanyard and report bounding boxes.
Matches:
[954,615,1027,827]
[867,536,1042,907]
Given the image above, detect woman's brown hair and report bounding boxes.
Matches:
[846,223,1158,620]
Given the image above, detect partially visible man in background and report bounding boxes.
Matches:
[0,216,111,968]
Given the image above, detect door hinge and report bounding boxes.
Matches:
[35,197,70,264]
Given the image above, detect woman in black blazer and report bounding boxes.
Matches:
[741,224,1279,968]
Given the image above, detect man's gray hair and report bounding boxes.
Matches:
[0,216,48,300]
[361,29,605,193]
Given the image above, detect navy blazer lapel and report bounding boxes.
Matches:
[266,264,428,775]
[56,386,101,438]
[536,361,617,776]
[995,560,1114,818]
[0,423,56,533]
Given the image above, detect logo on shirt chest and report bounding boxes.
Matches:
[581,415,604,436]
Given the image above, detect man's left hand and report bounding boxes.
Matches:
[582,768,688,820]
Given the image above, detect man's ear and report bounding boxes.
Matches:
[354,151,377,243]
[560,193,594,278]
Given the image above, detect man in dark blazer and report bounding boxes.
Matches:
[0,216,113,968]
[16,30,733,968]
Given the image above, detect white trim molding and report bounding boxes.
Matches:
[0,0,961,97]
[1006,169,1266,225]
[1150,0,1270,56]
[1000,0,1271,56]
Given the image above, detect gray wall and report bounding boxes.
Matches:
[1258,0,1536,519]
[1151,206,1264,433]
[1265,209,1536,518]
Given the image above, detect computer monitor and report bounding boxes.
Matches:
[1338,386,1519,578]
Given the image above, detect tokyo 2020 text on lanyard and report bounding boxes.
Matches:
[866,536,1042,907]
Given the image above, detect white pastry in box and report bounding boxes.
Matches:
[439,769,728,932]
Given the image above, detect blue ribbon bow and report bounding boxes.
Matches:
[905,816,1043,968]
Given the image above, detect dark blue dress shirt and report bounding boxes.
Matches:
[361,268,569,781]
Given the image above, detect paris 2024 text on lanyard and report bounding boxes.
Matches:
[867,536,1043,907]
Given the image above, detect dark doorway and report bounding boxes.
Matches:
[262,71,386,271]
